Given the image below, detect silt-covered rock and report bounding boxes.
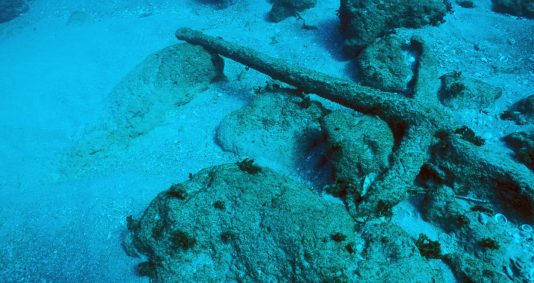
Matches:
[338,0,450,54]
[439,71,502,110]
[125,164,358,282]
[321,110,394,188]
[109,43,224,139]
[421,185,533,283]
[217,91,325,172]
[68,43,224,173]
[356,34,415,93]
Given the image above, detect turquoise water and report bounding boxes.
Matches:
[0,0,533,282]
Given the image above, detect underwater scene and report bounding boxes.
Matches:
[0,0,533,282]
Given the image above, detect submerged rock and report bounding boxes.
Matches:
[503,131,534,170]
[68,43,223,172]
[125,164,358,282]
[355,222,445,282]
[321,110,394,187]
[109,43,224,139]
[492,0,534,18]
[356,34,415,93]
[439,71,502,110]
[444,253,511,283]
[421,185,533,283]
[338,0,450,54]
[425,137,534,221]
[268,0,317,22]
[217,91,325,172]
[0,0,28,23]
[501,94,534,125]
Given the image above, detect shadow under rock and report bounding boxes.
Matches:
[313,17,352,62]
[294,128,335,191]
[343,57,361,83]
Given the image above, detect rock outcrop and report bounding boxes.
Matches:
[492,0,534,18]
[338,0,450,54]
[125,164,358,282]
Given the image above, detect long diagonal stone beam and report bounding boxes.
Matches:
[176,28,450,130]
[175,27,533,221]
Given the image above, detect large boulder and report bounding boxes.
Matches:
[426,136,534,221]
[0,0,28,23]
[216,91,325,172]
[109,43,224,140]
[492,0,534,18]
[321,110,394,188]
[125,164,358,282]
[356,34,415,93]
[355,222,445,282]
[439,71,502,110]
[68,43,223,172]
[338,0,450,55]
[422,185,534,283]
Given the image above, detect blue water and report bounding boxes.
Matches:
[0,0,533,282]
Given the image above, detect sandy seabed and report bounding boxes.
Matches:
[0,0,532,282]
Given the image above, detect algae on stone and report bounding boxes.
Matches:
[427,136,534,221]
[439,71,502,110]
[126,164,358,282]
[217,90,325,173]
[110,43,224,140]
[321,110,394,189]
[338,0,450,54]
[125,164,460,282]
[68,43,223,171]
[355,222,445,282]
[356,35,415,93]
[174,27,533,225]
